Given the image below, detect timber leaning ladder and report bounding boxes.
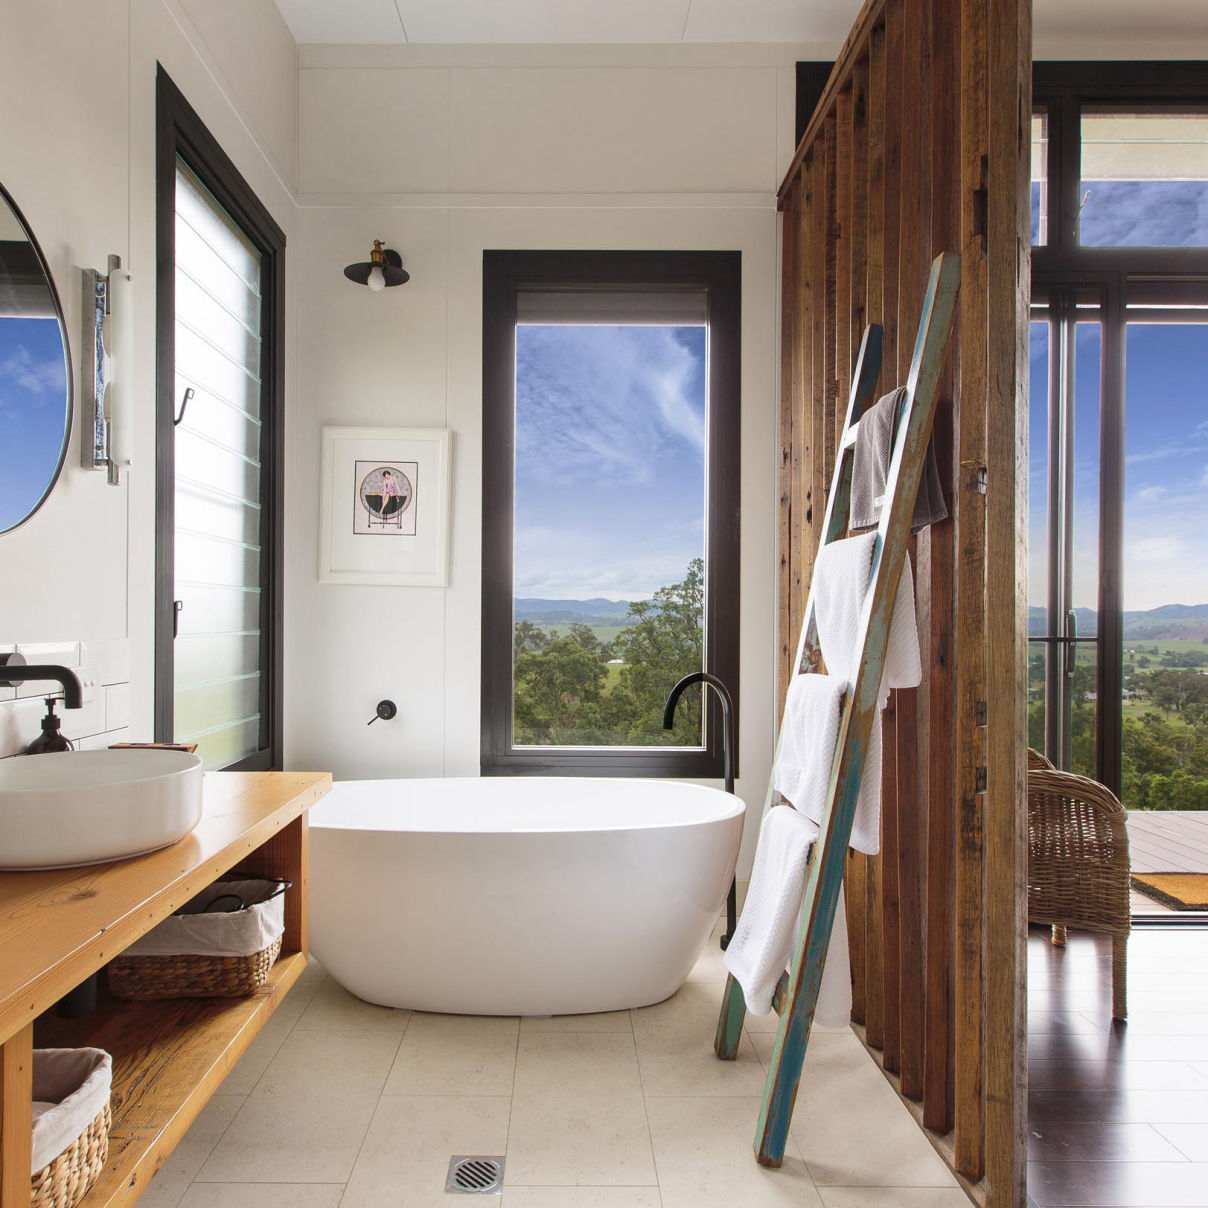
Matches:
[715,252,962,1167]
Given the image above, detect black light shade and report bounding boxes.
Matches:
[343,240,410,288]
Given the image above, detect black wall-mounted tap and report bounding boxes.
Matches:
[663,671,738,949]
[0,654,83,709]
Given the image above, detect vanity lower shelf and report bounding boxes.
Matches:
[0,770,331,1208]
[34,954,306,1208]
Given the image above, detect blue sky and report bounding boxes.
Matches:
[1028,171,1208,614]
[513,323,706,601]
[0,317,69,532]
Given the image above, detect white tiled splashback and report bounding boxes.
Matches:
[0,639,132,759]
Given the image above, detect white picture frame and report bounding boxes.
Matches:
[318,426,452,586]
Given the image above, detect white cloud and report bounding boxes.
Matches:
[515,325,704,490]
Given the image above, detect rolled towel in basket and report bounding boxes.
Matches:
[31,1048,111,1176]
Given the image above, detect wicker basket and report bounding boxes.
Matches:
[108,876,287,1000]
[30,1048,112,1208]
[108,935,283,1000]
[31,1101,111,1208]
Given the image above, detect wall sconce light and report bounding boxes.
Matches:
[344,240,409,292]
[81,254,133,485]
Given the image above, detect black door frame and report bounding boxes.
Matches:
[1032,61,1208,796]
[154,66,286,769]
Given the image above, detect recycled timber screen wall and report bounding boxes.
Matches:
[777,1,1030,1204]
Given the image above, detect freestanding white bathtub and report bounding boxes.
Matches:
[308,776,744,1016]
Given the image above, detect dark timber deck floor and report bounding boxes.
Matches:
[1027,925,1208,1207]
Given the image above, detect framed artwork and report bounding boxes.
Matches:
[319,426,451,586]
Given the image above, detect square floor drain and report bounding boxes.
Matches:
[445,1155,505,1195]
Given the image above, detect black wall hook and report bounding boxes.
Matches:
[367,700,397,725]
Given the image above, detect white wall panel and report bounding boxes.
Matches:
[298,68,452,194]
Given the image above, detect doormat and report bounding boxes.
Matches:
[1131,873,1208,911]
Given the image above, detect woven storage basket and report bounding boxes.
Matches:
[30,1049,112,1208]
[108,877,287,1000]
[31,1101,110,1208]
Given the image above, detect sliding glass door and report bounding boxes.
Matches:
[1028,296,1103,779]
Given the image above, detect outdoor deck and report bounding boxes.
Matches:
[1127,811,1208,875]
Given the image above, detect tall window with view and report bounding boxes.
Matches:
[481,251,740,778]
[513,320,706,750]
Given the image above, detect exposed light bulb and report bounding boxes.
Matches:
[367,265,386,292]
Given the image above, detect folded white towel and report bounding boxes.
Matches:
[773,672,848,828]
[773,669,883,856]
[723,805,817,1015]
[804,532,921,855]
[813,532,922,699]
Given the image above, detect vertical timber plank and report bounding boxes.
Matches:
[985,0,1030,1202]
[823,114,840,485]
[924,0,961,1137]
[863,19,889,1055]
[894,0,932,1105]
[811,146,829,588]
[781,178,802,710]
[878,0,906,1079]
[1,1026,33,1208]
[956,0,990,1180]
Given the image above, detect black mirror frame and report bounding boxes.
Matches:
[0,179,74,536]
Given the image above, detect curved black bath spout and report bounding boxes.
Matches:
[663,671,738,949]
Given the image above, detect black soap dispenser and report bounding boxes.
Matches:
[25,697,75,755]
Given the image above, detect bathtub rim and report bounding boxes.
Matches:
[308,774,746,836]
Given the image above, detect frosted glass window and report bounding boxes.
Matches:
[172,160,265,769]
[1080,113,1208,246]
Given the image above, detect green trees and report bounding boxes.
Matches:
[511,559,705,748]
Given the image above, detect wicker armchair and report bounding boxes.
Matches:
[1026,753,1131,1020]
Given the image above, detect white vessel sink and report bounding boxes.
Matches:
[0,749,204,871]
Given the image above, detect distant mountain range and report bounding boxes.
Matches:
[1028,602,1208,640]
[514,597,641,627]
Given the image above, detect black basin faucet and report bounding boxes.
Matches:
[663,671,738,949]
[0,658,83,708]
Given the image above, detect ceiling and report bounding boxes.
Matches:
[274,0,1208,49]
[273,0,859,45]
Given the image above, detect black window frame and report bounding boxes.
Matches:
[481,249,741,779]
[1031,61,1208,796]
[154,66,286,770]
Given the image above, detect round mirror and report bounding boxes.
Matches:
[0,182,72,534]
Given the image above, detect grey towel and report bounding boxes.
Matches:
[849,386,949,533]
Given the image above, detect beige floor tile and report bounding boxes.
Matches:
[501,1190,662,1207]
[293,977,411,1032]
[178,1187,343,1208]
[198,1030,401,1183]
[685,945,727,984]
[507,1032,656,1187]
[645,1095,821,1208]
[818,1190,973,1208]
[136,1095,245,1208]
[340,1095,510,1208]
[520,1010,633,1033]
[786,1035,957,1188]
[218,977,322,1096]
[383,1013,519,1096]
[633,980,767,1097]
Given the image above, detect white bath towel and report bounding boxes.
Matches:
[802,532,921,854]
[723,805,817,1015]
[813,532,922,696]
[773,668,883,856]
[772,672,848,828]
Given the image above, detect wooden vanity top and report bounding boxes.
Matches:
[0,770,330,1046]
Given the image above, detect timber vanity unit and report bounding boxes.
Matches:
[0,770,331,1208]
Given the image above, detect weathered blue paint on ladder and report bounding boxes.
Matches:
[713,253,962,1167]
